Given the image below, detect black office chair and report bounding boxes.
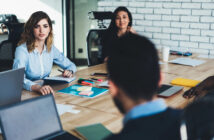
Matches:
[87,29,106,66]
[86,11,112,66]
[0,22,24,72]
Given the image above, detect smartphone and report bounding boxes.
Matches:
[91,73,108,76]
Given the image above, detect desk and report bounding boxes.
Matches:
[1,55,214,139]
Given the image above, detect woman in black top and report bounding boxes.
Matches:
[101,6,136,62]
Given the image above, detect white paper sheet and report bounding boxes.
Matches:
[98,80,109,87]
[197,54,214,59]
[169,58,206,67]
[44,76,76,83]
[56,104,80,115]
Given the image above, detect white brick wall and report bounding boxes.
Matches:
[98,0,214,55]
[211,24,214,30]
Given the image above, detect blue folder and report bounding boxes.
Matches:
[58,84,108,98]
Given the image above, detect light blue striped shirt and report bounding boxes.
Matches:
[123,99,167,124]
[13,43,77,91]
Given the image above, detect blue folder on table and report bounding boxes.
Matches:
[58,84,108,98]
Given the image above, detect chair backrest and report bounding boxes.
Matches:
[0,14,19,24]
[0,23,24,71]
[86,29,106,66]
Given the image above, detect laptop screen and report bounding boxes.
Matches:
[0,94,62,140]
[0,67,24,106]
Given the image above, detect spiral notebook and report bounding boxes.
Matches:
[44,76,76,84]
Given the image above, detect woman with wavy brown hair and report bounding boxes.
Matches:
[13,11,76,95]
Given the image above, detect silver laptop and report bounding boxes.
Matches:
[157,84,183,97]
[0,94,79,140]
[0,67,24,106]
[0,67,24,134]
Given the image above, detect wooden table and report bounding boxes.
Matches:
[1,54,214,139]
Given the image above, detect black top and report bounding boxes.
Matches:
[100,30,131,62]
[100,30,117,61]
[105,108,182,140]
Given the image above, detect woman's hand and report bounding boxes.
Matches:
[183,76,214,98]
[32,84,54,95]
[127,26,136,34]
[183,85,206,99]
[62,70,73,78]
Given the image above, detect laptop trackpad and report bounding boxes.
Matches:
[45,131,80,140]
[157,84,183,97]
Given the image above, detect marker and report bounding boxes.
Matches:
[81,81,93,86]
[78,79,94,84]
[90,78,103,82]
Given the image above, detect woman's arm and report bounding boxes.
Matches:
[13,45,54,95]
[53,46,77,76]
[13,46,37,91]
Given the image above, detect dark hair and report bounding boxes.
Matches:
[182,92,214,140]
[107,6,133,33]
[107,33,160,101]
[18,11,53,52]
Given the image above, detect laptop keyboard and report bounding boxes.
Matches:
[157,85,172,94]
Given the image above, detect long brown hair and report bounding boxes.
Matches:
[18,11,53,52]
[108,7,133,34]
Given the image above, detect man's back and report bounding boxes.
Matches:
[105,108,181,140]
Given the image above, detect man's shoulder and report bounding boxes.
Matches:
[105,108,182,140]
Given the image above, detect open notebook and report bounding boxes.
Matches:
[44,76,76,84]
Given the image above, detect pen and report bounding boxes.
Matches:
[58,69,64,73]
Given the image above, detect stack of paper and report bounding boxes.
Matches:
[169,58,205,67]
[98,80,109,87]
[56,104,80,115]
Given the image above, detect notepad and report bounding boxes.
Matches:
[171,78,201,87]
[169,58,205,67]
[58,84,108,98]
[44,76,76,84]
[74,123,112,140]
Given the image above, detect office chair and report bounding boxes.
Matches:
[87,29,106,66]
[0,22,24,72]
[86,11,112,66]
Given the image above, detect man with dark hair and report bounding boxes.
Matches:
[105,33,181,140]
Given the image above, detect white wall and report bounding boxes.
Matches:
[74,0,98,59]
[98,0,214,55]
[0,0,64,52]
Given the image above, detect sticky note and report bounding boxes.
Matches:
[77,86,92,91]
[171,78,201,87]
[79,91,94,96]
